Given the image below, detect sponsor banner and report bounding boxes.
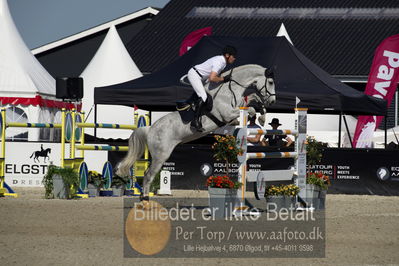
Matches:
[110,145,399,195]
[4,142,107,187]
[320,148,399,195]
[353,34,399,148]
[5,142,61,187]
[109,145,295,190]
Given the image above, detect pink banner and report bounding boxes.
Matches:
[179,27,212,56]
[353,34,399,148]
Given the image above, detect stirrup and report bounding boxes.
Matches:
[190,124,205,132]
[196,126,205,132]
[176,102,191,111]
[191,117,205,132]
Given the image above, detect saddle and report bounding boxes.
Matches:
[176,93,198,112]
[176,93,218,125]
[176,93,213,112]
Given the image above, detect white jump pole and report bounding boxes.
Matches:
[295,107,308,203]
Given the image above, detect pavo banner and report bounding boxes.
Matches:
[353,34,399,148]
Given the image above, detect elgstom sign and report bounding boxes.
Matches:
[4,142,61,187]
[4,142,107,187]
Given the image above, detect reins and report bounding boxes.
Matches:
[212,68,275,109]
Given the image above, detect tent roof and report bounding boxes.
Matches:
[81,25,143,97]
[94,36,386,115]
[124,0,399,77]
[0,0,55,98]
[80,25,143,139]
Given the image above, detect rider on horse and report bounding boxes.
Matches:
[187,45,237,131]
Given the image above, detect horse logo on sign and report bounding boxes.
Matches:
[30,144,51,163]
[377,167,390,181]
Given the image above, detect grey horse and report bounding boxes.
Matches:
[116,64,276,199]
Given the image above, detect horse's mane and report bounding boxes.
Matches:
[228,64,264,72]
[207,64,266,99]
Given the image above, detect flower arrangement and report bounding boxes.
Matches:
[206,175,242,189]
[306,136,328,165]
[265,184,300,197]
[42,165,79,199]
[211,135,243,174]
[306,172,330,190]
[88,171,104,188]
[111,175,129,188]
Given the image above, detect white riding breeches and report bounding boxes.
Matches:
[188,68,207,102]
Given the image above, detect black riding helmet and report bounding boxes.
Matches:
[222,45,237,56]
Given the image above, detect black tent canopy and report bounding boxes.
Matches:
[94,36,386,115]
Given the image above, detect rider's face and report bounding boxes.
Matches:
[226,54,236,64]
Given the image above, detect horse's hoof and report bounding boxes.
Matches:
[140,195,150,201]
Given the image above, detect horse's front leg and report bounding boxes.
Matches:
[219,108,240,124]
[219,107,256,125]
[247,107,256,118]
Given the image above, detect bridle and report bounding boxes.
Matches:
[227,75,275,109]
[256,76,276,103]
[212,67,275,110]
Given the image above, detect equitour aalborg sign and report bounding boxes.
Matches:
[4,142,61,187]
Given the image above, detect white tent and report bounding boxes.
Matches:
[80,25,143,139]
[276,23,293,45]
[0,0,68,141]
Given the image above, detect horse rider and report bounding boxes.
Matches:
[188,45,237,131]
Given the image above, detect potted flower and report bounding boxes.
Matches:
[212,135,243,175]
[306,136,328,165]
[87,171,103,197]
[42,164,79,199]
[206,175,241,218]
[207,135,243,218]
[306,172,330,209]
[265,184,300,210]
[111,175,129,197]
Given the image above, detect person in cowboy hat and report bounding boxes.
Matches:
[261,118,293,147]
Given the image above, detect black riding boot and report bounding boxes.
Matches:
[191,99,205,132]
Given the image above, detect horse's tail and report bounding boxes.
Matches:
[116,127,149,177]
[30,152,35,158]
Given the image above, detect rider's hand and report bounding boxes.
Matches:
[265,69,274,79]
[223,75,231,83]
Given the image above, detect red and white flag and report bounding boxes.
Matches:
[179,27,212,56]
[353,34,399,148]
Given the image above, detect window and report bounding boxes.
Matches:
[5,106,28,141]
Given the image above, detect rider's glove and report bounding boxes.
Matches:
[223,75,231,83]
[265,69,274,79]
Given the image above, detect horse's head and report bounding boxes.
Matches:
[245,68,276,113]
